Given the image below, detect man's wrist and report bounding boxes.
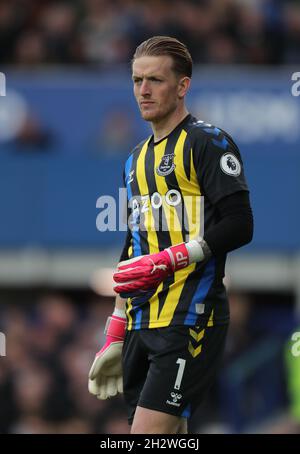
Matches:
[113,307,126,319]
[184,237,212,264]
[199,238,212,259]
[186,237,212,263]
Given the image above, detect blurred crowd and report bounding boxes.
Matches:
[0,0,300,67]
[0,289,299,434]
[0,292,129,434]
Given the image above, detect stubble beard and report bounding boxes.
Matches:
[139,101,178,124]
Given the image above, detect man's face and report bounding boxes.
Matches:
[132,55,186,123]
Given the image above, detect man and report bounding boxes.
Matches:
[88,36,253,434]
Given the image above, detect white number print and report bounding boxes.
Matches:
[174,358,186,390]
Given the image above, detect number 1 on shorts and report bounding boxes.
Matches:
[174,358,186,390]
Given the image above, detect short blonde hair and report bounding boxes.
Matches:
[132,36,193,78]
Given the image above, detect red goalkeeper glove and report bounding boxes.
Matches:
[113,243,191,296]
[88,314,126,400]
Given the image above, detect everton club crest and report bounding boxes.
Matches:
[156,153,176,176]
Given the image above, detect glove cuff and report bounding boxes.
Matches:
[104,315,126,340]
[165,243,189,271]
[166,238,210,271]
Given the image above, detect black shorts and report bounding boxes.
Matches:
[122,321,228,424]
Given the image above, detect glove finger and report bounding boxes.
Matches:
[106,376,118,397]
[113,268,146,282]
[117,255,153,272]
[97,376,108,400]
[114,276,154,291]
[88,356,99,380]
[117,376,123,394]
[113,282,141,294]
[88,378,100,396]
[117,256,145,268]
[114,285,143,296]
[89,354,107,381]
[114,279,157,294]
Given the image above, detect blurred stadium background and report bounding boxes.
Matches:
[0,0,300,434]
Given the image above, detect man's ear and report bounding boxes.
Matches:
[178,77,191,99]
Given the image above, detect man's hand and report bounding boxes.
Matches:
[88,315,126,400]
[113,243,190,296]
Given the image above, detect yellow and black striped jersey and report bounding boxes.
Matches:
[122,114,248,330]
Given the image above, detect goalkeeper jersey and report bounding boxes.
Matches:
[122,114,249,330]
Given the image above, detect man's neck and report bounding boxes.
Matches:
[152,107,189,143]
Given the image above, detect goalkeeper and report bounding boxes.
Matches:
[89,36,253,434]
